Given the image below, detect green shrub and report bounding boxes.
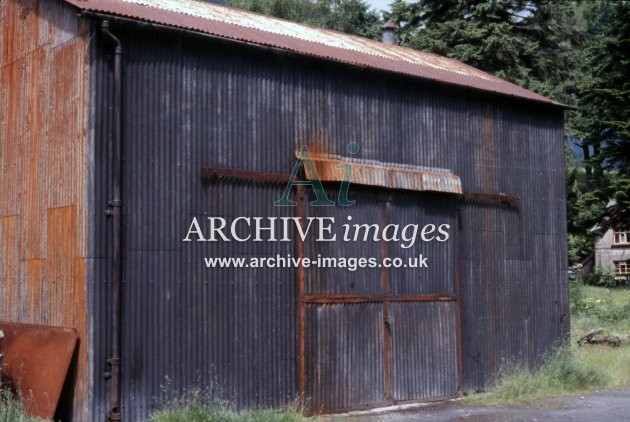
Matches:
[569,278,586,312]
[568,234,594,266]
[584,266,619,287]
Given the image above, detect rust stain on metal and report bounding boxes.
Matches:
[62,0,562,107]
[22,46,47,260]
[201,166,289,184]
[0,321,78,419]
[0,216,19,319]
[47,206,78,327]
[463,192,520,206]
[1,0,40,66]
[26,259,45,321]
[0,0,90,418]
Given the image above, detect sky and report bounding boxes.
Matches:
[365,0,393,12]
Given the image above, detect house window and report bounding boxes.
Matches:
[613,230,630,245]
[615,261,630,275]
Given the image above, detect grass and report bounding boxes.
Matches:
[569,284,630,389]
[462,347,609,405]
[147,388,305,422]
[463,283,630,405]
[0,388,46,422]
[570,284,630,335]
[148,406,303,422]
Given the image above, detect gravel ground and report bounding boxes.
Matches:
[320,390,630,422]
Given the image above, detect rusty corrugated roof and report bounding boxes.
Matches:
[64,0,562,107]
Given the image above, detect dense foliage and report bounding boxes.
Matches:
[228,0,382,39]
[384,0,581,101]
[572,2,630,227]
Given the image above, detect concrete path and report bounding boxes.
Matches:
[321,390,630,421]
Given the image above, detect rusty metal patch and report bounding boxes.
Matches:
[0,321,78,419]
[303,152,463,194]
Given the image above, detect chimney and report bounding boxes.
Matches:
[381,21,397,45]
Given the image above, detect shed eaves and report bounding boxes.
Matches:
[64,0,563,107]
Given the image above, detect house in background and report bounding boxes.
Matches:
[595,228,630,282]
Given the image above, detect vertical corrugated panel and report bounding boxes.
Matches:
[93,26,299,420]
[302,188,382,296]
[0,0,90,419]
[388,193,457,295]
[455,102,568,390]
[90,21,568,420]
[90,21,113,418]
[119,182,296,418]
[390,302,458,401]
[305,303,384,412]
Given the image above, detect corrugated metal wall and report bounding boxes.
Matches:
[390,301,458,401]
[302,188,459,413]
[91,22,568,420]
[0,0,90,419]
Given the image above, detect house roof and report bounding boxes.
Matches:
[64,0,563,107]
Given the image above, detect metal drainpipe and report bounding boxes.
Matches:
[101,20,123,422]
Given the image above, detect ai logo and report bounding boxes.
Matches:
[274,142,359,207]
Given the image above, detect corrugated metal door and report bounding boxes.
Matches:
[301,189,460,412]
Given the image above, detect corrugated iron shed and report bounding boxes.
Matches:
[1,0,570,420]
[62,0,562,107]
[86,21,568,419]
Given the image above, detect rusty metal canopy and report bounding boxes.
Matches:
[63,0,563,107]
[304,152,463,194]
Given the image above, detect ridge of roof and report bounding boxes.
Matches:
[64,0,565,107]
